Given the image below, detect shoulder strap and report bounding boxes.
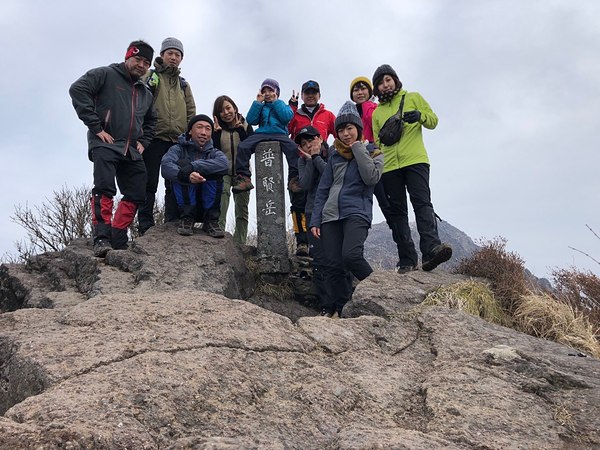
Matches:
[395,94,406,117]
[179,76,188,91]
[146,69,158,95]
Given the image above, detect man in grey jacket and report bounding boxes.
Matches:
[69,40,157,257]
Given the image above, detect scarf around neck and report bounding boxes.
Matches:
[334,138,354,160]
[377,86,401,104]
[334,139,383,160]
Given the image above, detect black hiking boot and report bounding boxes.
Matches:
[231,175,254,193]
[396,264,417,274]
[177,218,194,236]
[93,239,112,258]
[202,222,225,238]
[422,243,453,271]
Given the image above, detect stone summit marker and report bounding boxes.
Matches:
[255,141,291,274]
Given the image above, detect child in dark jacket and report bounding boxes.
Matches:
[161,115,228,238]
[296,125,333,315]
[310,102,384,317]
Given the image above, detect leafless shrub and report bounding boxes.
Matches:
[552,267,600,334]
[9,185,92,261]
[454,237,532,314]
[6,185,166,263]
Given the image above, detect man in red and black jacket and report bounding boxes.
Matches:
[287,80,336,256]
[69,40,157,257]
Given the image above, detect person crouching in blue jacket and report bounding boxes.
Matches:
[310,102,384,317]
[161,115,228,237]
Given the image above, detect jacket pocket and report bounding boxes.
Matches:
[101,108,112,133]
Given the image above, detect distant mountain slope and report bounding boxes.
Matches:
[364,220,479,271]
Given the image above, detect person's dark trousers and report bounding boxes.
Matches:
[91,147,146,247]
[381,163,441,267]
[164,180,179,222]
[172,178,223,224]
[306,213,334,311]
[374,178,404,248]
[138,139,174,234]
[321,216,373,313]
[235,133,299,180]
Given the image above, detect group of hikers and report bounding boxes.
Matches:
[69,37,453,318]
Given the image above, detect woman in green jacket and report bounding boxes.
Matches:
[212,95,254,244]
[371,64,452,273]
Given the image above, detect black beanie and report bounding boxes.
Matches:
[372,64,402,96]
[125,41,154,64]
[187,114,214,134]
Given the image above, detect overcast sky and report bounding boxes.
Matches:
[1,0,599,279]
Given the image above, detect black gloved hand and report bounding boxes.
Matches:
[403,110,421,124]
[177,164,194,183]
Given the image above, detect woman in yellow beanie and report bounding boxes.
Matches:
[349,76,377,143]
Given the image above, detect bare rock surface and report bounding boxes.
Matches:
[0,223,255,313]
[1,234,600,449]
[344,270,469,318]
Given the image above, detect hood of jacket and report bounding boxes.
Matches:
[153,57,182,78]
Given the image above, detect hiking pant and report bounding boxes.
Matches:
[219,174,250,244]
[91,147,146,247]
[138,139,174,234]
[381,163,441,267]
[306,213,334,311]
[172,178,223,224]
[291,202,309,247]
[374,178,403,246]
[235,133,299,180]
[320,216,372,313]
[235,133,306,244]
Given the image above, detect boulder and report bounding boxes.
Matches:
[1,233,599,449]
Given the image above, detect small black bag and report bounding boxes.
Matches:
[378,94,406,146]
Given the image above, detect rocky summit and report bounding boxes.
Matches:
[0,223,599,449]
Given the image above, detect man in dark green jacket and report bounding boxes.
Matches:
[138,37,196,235]
[69,40,156,257]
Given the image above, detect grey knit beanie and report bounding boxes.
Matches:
[160,37,184,56]
[372,64,401,95]
[335,101,363,135]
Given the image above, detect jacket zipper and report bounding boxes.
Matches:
[125,83,137,155]
[229,131,236,176]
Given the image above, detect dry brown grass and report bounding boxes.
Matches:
[454,237,532,315]
[423,280,510,326]
[552,267,600,334]
[455,236,600,358]
[255,280,294,302]
[515,293,600,358]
